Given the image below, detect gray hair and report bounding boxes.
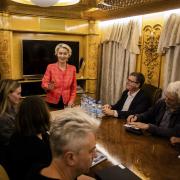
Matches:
[166,81,180,102]
[50,107,99,157]
[55,43,72,57]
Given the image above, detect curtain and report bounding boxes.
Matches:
[98,19,141,104]
[158,13,180,89]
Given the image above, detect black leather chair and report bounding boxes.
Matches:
[141,83,162,106]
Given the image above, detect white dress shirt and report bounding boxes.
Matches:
[113,89,140,117]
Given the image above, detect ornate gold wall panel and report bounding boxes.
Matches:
[0,31,12,79]
[137,14,164,88]
[142,24,162,86]
[85,34,100,93]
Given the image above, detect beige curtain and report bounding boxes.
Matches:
[99,19,141,104]
[158,13,180,89]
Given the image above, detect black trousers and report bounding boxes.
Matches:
[47,97,64,110]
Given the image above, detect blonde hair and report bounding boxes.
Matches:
[166,81,180,102]
[55,43,72,57]
[50,107,100,157]
[0,79,20,115]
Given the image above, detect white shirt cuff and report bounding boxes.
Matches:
[113,110,118,117]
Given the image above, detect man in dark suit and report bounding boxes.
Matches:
[102,72,150,119]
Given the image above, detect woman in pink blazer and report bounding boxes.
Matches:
[42,43,77,110]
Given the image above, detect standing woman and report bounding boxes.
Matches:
[42,43,77,110]
[0,79,21,147]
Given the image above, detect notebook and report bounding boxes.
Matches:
[91,150,107,167]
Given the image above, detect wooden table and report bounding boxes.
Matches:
[92,117,180,180]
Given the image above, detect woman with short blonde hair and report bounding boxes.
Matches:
[42,43,77,110]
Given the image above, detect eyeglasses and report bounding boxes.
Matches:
[127,78,139,84]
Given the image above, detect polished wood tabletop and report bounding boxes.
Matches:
[92,117,180,180]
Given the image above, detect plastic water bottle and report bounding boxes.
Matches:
[91,100,97,118]
[80,94,85,110]
[86,96,92,115]
[84,95,88,113]
[96,100,103,119]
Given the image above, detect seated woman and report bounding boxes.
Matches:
[0,79,21,173]
[26,107,98,180]
[0,79,21,147]
[8,96,52,180]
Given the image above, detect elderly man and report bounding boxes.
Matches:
[127,81,180,137]
[27,107,99,180]
[103,72,150,119]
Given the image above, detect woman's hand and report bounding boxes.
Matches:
[67,101,75,108]
[48,81,55,90]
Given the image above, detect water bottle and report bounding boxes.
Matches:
[80,94,85,110]
[86,96,92,115]
[96,100,103,119]
[83,94,88,113]
[91,100,97,118]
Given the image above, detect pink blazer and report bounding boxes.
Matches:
[41,63,77,105]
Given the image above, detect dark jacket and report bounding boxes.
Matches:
[0,108,16,147]
[8,132,52,180]
[137,99,180,137]
[111,89,151,119]
[0,108,16,172]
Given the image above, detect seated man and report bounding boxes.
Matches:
[103,72,150,119]
[127,81,180,137]
[26,107,99,180]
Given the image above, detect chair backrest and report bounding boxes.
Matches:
[0,164,9,180]
[141,83,162,106]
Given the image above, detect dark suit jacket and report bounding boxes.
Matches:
[137,99,180,137]
[111,89,151,119]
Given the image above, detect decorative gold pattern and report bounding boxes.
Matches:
[98,0,154,10]
[142,24,162,84]
[0,31,12,78]
[2,0,179,20]
[85,34,100,93]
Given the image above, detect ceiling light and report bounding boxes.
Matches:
[11,0,80,7]
[31,0,59,7]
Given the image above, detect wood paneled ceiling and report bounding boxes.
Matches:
[0,0,180,20]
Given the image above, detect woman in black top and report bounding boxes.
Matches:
[8,96,52,180]
[0,79,21,174]
[0,79,21,147]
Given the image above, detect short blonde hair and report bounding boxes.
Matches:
[166,81,180,102]
[55,43,72,57]
[50,107,100,157]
